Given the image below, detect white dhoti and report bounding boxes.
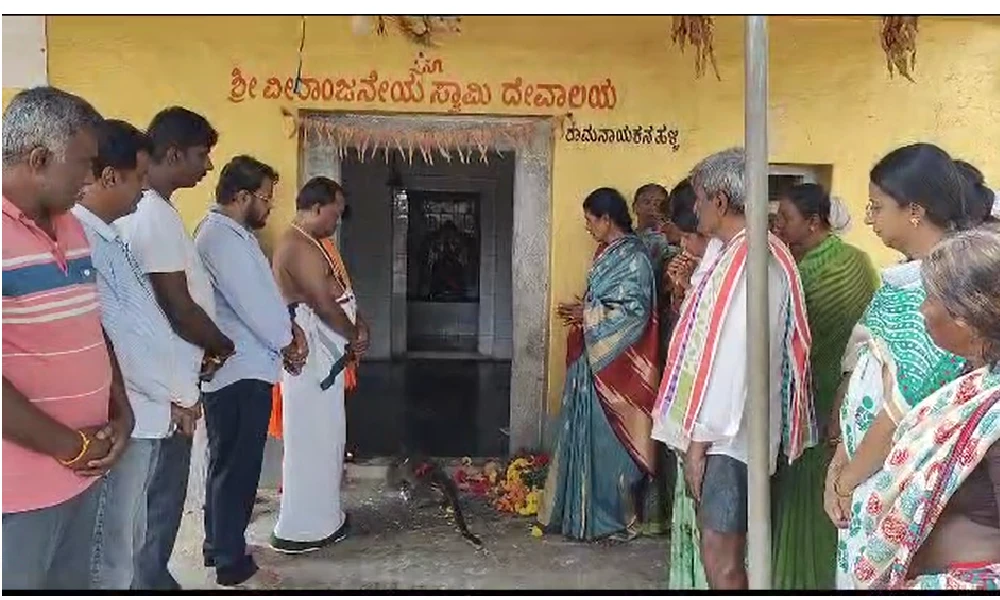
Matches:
[273,297,355,543]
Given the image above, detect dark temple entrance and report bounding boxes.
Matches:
[339,152,515,458]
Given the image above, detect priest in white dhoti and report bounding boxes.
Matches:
[269,176,370,553]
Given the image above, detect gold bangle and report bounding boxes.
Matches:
[58,430,90,466]
[833,476,853,498]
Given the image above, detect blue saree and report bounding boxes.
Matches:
[538,234,660,540]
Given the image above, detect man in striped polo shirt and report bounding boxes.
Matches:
[2,87,134,589]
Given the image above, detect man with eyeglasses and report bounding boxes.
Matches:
[193,155,307,587]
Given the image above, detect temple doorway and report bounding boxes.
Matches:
[297,112,553,459]
[340,152,514,457]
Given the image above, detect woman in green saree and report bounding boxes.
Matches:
[663,184,714,589]
[770,183,880,589]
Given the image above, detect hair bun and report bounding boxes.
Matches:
[956,159,986,186]
[828,196,852,233]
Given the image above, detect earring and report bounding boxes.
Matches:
[910,217,920,227]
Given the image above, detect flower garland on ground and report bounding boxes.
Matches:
[452,453,549,518]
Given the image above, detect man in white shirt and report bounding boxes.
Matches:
[115,107,233,591]
[652,148,814,589]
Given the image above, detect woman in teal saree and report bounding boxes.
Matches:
[539,187,660,541]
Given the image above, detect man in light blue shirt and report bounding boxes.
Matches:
[194,155,306,587]
[72,119,201,590]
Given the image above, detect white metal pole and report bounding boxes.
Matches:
[744,15,772,590]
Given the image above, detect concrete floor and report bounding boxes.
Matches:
[172,476,668,590]
[176,358,663,590]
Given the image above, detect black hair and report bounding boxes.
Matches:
[954,160,995,224]
[215,155,279,205]
[91,119,153,178]
[634,183,669,202]
[583,187,633,233]
[296,176,345,211]
[667,179,696,221]
[783,182,832,227]
[668,179,698,233]
[869,143,970,231]
[673,211,698,234]
[146,106,218,162]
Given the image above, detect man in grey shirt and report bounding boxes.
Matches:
[194,155,306,587]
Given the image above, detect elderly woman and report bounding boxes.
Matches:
[538,187,660,541]
[633,182,678,279]
[640,179,704,538]
[771,184,880,589]
[824,143,973,589]
[835,226,1000,590]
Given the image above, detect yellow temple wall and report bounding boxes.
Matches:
[23,15,1000,412]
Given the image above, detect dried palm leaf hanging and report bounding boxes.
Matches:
[881,16,919,82]
[671,16,720,81]
[282,109,550,166]
[361,16,462,47]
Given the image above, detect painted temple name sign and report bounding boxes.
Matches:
[564,123,681,151]
[228,52,618,113]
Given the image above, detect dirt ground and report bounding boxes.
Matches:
[171,476,668,590]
